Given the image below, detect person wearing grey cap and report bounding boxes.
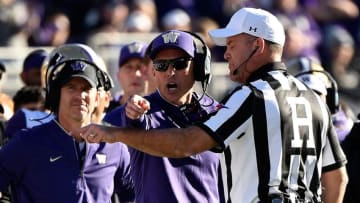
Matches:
[0,44,135,203]
[76,8,347,203]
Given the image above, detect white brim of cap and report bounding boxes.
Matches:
[209,28,242,46]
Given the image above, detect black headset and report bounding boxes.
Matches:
[44,46,113,113]
[295,69,339,114]
[146,30,212,91]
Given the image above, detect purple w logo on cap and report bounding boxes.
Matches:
[161,31,180,44]
[70,61,87,71]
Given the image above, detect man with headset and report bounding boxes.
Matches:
[287,56,354,142]
[103,30,224,203]
[76,8,348,203]
[0,44,135,203]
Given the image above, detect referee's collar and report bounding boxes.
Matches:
[247,62,286,83]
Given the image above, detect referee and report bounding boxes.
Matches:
[77,7,348,203]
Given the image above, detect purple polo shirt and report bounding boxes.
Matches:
[104,91,225,203]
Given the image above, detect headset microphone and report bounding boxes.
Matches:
[232,46,258,76]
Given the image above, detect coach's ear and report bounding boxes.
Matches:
[255,38,265,54]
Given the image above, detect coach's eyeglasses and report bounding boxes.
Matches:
[153,57,192,72]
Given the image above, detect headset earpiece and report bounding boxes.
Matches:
[182,31,212,91]
[44,62,62,112]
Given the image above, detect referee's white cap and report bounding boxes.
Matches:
[208,7,285,46]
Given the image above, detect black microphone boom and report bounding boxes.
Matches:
[232,46,258,76]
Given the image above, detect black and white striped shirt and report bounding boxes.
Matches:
[198,62,347,203]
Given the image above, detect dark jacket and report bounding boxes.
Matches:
[341,115,360,203]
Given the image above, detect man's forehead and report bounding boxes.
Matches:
[121,58,144,67]
[226,33,254,42]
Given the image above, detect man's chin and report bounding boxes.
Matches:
[229,74,241,83]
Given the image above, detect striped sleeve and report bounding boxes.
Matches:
[197,85,253,151]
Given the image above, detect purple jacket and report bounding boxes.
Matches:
[0,120,134,203]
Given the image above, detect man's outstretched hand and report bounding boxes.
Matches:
[126,94,150,120]
[71,123,116,143]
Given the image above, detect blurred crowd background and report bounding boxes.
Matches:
[1,0,360,115]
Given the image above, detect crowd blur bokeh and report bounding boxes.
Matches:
[1,0,360,115]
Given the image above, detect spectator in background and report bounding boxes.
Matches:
[4,86,52,141]
[321,25,358,90]
[5,50,50,143]
[107,41,148,112]
[272,0,322,62]
[304,0,359,23]
[320,25,360,114]
[302,0,359,43]
[125,11,154,33]
[12,86,45,113]
[130,0,158,30]
[20,49,48,87]
[160,9,191,31]
[0,63,14,121]
[0,62,12,145]
[86,0,130,48]
[192,17,226,62]
[28,12,70,47]
[0,0,29,46]
[153,0,198,25]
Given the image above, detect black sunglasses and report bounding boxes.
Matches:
[153,57,192,72]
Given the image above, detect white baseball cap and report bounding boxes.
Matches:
[209,7,285,46]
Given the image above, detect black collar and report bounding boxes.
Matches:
[247,62,286,83]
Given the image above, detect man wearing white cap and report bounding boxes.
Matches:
[76,8,348,203]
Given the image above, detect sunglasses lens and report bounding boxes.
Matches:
[153,57,191,72]
[153,61,169,72]
[172,58,189,70]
